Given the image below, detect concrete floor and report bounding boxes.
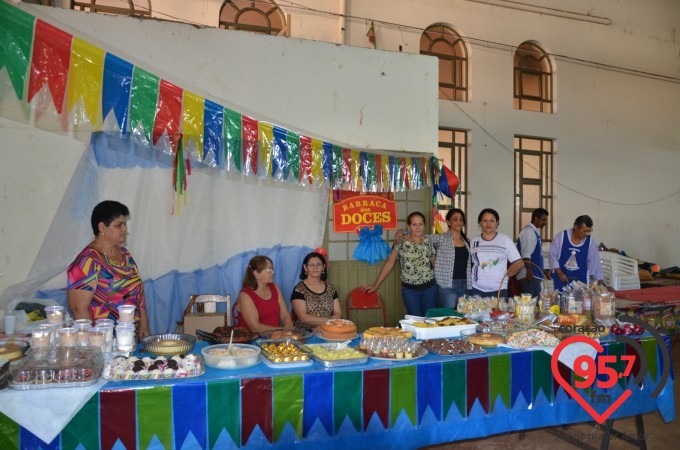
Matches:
[422,337,679,450]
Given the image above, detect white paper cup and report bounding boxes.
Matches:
[4,314,16,335]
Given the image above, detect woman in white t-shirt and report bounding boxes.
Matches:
[469,208,524,299]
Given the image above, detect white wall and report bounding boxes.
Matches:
[0,2,438,293]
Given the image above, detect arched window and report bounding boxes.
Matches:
[70,0,151,18]
[513,42,553,113]
[219,0,288,36]
[420,24,468,102]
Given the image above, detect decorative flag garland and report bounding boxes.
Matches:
[0,1,437,203]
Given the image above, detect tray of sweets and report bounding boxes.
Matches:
[478,318,534,336]
[257,339,311,364]
[9,346,103,389]
[103,354,204,380]
[357,337,426,361]
[422,338,486,356]
[306,343,369,367]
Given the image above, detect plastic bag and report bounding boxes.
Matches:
[352,225,391,265]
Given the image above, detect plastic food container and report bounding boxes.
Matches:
[257,339,311,364]
[58,327,78,347]
[9,346,103,389]
[142,334,196,356]
[201,344,261,370]
[399,318,478,339]
[44,306,65,324]
[118,305,136,322]
[306,343,368,367]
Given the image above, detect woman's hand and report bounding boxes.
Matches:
[361,285,377,293]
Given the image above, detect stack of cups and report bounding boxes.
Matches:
[118,304,136,323]
[45,305,65,325]
[95,318,115,352]
[73,319,93,346]
[115,323,136,352]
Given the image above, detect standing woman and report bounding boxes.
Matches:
[291,252,342,331]
[237,256,294,332]
[470,208,523,299]
[429,208,471,309]
[549,215,604,291]
[363,212,437,317]
[67,200,150,338]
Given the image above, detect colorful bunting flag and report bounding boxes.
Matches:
[68,38,105,128]
[182,91,205,160]
[28,20,72,113]
[0,1,35,100]
[102,53,133,134]
[129,67,159,145]
[153,79,183,153]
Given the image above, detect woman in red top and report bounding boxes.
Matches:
[237,256,293,332]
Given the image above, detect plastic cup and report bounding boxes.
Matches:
[76,326,91,346]
[203,301,217,313]
[115,323,136,351]
[58,327,78,346]
[118,305,136,322]
[31,328,51,348]
[73,319,93,329]
[88,326,107,347]
[45,305,65,324]
[4,314,16,335]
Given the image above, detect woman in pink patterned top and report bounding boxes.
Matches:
[67,200,150,338]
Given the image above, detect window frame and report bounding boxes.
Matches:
[514,135,553,242]
[218,0,288,36]
[420,24,469,102]
[513,42,553,113]
[435,127,468,225]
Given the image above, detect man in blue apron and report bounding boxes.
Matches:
[549,215,604,291]
[516,208,549,296]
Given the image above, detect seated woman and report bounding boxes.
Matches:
[237,256,294,332]
[67,200,150,338]
[291,251,342,331]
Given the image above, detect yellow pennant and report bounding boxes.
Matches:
[182,91,205,160]
[351,149,361,191]
[311,138,323,185]
[68,38,105,129]
[381,155,390,191]
[259,122,274,177]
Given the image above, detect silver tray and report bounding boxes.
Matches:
[257,338,311,364]
[306,343,369,368]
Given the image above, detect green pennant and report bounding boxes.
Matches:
[0,1,34,100]
[489,354,511,411]
[442,360,466,419]
[390,365,416,426]
[273,375,303,441]
[641,337,658,381]
[367,153,377,191]
[62,393,99,450]
[334,371,362,433]
[286,130,300,182]
[224,108,242,171]
[0,411,19,450]
[129,67,159,144]
[208,380,241,448]
[532,350,553,403]
[137,386,172,450]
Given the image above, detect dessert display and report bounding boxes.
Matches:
[422,338,485,355]
[460,331,506,347]
[9,346,103,389]
[306,343,368,367]
[0,339,30,361]
[410,316,476,328]
[201,344,261,370]
[506,329,561,348]
[104,354,204,379]
[358,337,425,360]
[362,326,411,340]
[258,340,310,364]
[319,319,357,340]
[456,296,501,314]
[141,333,196,356]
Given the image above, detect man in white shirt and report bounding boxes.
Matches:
[516,208,549,297]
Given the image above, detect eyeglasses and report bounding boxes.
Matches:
[306,263,324,268]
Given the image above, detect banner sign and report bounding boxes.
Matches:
[333,193,397,234]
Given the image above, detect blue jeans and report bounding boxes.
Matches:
[438,279,468,309]
[402,284,438,317]
[469,288,507,299]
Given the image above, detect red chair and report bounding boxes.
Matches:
[345,287,388,327]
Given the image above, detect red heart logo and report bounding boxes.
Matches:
[551,335,632,424]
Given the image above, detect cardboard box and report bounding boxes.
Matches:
[183,313,229,337]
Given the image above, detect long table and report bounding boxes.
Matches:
[0,337,675,450]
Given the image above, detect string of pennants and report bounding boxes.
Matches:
[0,1,444,206]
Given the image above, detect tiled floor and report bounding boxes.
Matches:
[422,337,679,449]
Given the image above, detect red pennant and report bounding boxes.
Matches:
[467,357,489,414]
[100,390,136,450]
[241,378,273,444]
[153,80,183,152]
[299,135,312,183]
[242,115,259,175]
[28,20,73,113]
[363,368,389,430]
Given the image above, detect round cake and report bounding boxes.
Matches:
[320,319,357,340]
[466,332,505,347]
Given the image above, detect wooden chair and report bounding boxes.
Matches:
[345,287,388,327]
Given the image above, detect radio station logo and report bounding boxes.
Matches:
[550,315,671,424]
